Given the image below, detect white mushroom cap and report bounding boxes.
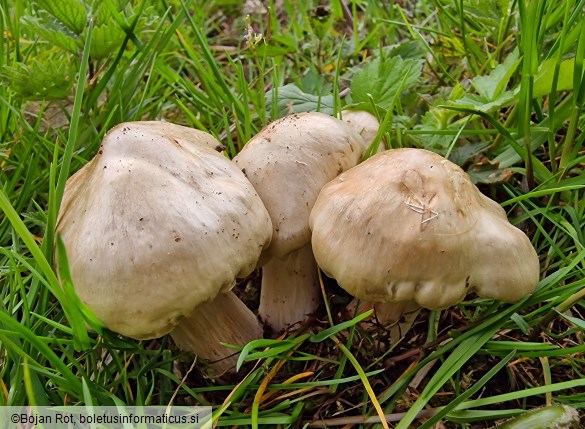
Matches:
[57,121,272,340]
[234,112,367,260]
[233,112,368,331]
[309,148,540,309]
[340,110,380,145]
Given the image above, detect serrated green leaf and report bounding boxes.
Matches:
[21,14,80,53]
[88,21,126,59]
[350,56,422,110]
[265,83,335,117]
[92,1,115,27]
[0,59,73,100]
[471,50,520,100]
[34,0,87,34]
[448,91,516,113]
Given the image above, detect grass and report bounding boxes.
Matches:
[1,0,584,427]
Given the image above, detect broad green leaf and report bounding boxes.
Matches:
[0,60,73,100]
[467,166,514,185]
[265,83,335,117]
[533,57,576,98]
[448,0,512,28]
[471,50,520,100]
[21,14,79,53]
[298,69,332,96]
[388,40,427,59]
[448,92,516,113]
[88,21,126,59]
[34,0,88,34]
[448,55,574,114]
[460,57,576,110]
[350,56,422,110]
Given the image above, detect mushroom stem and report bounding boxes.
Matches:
[372,301,420,326]
[349,299,419,325]
[349,299,421,344]
[170,291,263,375]
[259,243,321,332]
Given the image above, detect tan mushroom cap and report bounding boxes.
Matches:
[234,112,367,260]
[309,148,540,309]
[57,121,272,339]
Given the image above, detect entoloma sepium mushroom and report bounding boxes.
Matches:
[310,148,540,323]
[340,110,380,145]
[56,121,272,374]
[234,112,368,332]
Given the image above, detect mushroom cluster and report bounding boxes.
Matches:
[57,116,541,377]
[57,121,272,374]
[309,148,540,322]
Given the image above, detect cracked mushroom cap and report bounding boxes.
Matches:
[233,112,367,260]
[309,148,540,309]
[56,121,272,339]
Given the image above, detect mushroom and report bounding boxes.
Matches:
[233,112,368,331]
[56,121,272,374]
[309,148,540,325]
[340,110,380,145]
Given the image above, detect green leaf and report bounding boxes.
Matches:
[34,0,88,34]
[88,21,126,59]
[410,111,470,154]
[418,350,516,429]
[448,91,516,113]
[255,35,298,57]
[533,57,576,98]
[350,56,422,110]
[451,0,512,28]
[388,40,427,60]
[0,59,73,100]
[395,325,500,429]
[309,310,373,343]
[265,83,335,117]
[236,335,310,371]
[494,405,580,429]
[21,14,80,53]
[471,49,520,100]
[56,237,104,337]
[557,311,585,330]
[451,57,575,114]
